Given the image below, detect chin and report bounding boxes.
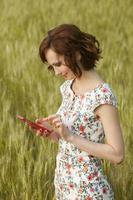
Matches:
[64,76,72,80]
[64,74,75,80]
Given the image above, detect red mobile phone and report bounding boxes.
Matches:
[17,115,52,136]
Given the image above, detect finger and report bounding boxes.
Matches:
[36,115,61,128]
[54,122,62,128]
[41,130,49,137]
[47,114,59,121]
[36,129,45,136]
[35,118,48,123]
[52,120,61,128]
[48,114,62,125]
[36,130,41,136]
[35,116,52,124]
[35,119,42,123]
[52,117,61,124]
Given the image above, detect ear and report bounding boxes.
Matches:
[75,51,81,61]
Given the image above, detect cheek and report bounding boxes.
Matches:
[63,66,73,74]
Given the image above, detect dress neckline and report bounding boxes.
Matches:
[69,79,108,97]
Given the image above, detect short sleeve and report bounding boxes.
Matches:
[92,83,118,111]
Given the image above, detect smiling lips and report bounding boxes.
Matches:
[62,74,67,78]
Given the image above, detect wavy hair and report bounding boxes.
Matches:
[39,24,102,77]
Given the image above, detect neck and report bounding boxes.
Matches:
[75,69,97,83]
[71,69,105,95]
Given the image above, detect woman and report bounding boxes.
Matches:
[37,24,124,200]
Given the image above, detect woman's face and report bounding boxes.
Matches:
[45,48,75,80]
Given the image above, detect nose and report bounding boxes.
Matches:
[54,68,61,76]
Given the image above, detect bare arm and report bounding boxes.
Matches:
[67,105,125,164]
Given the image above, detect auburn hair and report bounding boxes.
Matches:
[39,24,102,77]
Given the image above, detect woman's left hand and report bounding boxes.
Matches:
[40,114,72,141]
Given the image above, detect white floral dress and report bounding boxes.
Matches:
[54,79,118,200]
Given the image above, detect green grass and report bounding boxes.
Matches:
[0,0,133,199]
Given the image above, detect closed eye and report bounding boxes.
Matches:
[52,61,62,67]
[47,62,62,70]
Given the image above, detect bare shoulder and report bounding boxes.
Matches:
[89,72,105,89]
[95,104,119,121]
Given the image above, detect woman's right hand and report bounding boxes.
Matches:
[35,118,60,143]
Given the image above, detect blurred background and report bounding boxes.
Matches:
[0,0,133,199]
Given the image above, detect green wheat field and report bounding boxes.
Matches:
[0,0,133,199]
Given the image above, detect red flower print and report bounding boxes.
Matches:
[84,115,88,121]
[88,172,98,181]
[86,196,92,200]
[66,164,71,171]
[88,174,93,180]
[78,156,84,163]
[79,125,85,133]
[102,187,108,194]
[69,183,74,189]
[102,88,109,93]
[79,187,83,194]
[90,187,94,192]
